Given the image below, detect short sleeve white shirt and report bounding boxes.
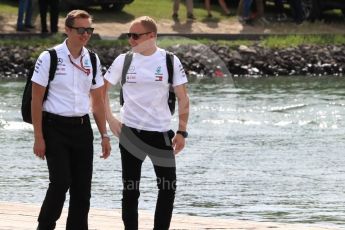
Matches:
[104,48,188,132]
[31,39,104,117]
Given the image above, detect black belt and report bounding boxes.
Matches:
[43,112,89,125]
[123,124,175,139]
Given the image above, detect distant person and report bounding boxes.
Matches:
[30,0,40,29]
[274,0,288,21]
[238,0,266,24]
[238,0,255,23]
[104,16,190,230]
[32,9,111,229]
[17,0,34,31]
[172,0,195,20]
[38,0,59,33]
[289,0,304,24]
[205,0,232,18]
[256,0,265,20]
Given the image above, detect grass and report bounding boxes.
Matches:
[157,34,345,48]
[0,0,17,14]
[261,34,345,48]
[1,34,344,50]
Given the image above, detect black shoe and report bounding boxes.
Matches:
[244,18,254,25]
[25,24,35,29]
[187,13,196,20]
[294,18,304,25]
[16,27,29,32]
[172,13,178,20]
[276,13,288,22]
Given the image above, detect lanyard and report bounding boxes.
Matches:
[68,55,91,76]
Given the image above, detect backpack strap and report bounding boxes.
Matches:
[166,51,176,115]
[166,51,174,85]
[87,48,97,85]
[120,51,133,106]
[118,51,176,114]
[43,48,57,101]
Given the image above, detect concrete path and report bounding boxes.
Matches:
[0,202,339,230]
[1,14,345,39]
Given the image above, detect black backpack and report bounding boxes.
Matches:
[119,51,176,115]
[21,48,97,124]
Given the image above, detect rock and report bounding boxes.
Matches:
[1,44,345,79]
[238,45,257,54]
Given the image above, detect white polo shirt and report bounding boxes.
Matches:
[104,48,188,132]
[31,39,104,117]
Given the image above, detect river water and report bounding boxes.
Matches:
[0,76,344,228]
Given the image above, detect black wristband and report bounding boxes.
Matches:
[176,130,188,138]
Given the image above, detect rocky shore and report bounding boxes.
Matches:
[0,43,344,79]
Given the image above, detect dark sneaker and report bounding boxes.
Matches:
[277,13,288,22]
[295,20,304,25]
[187,13,196,20]
[16,27,29,32]
[172,13,178,20]
[25,24,35,29]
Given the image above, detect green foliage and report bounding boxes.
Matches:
[0,34,344,51]
[261,35,345,48]
[0,0,17,14]
[0,34,63,47]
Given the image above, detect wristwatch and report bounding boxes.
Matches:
[176,130,188,138]
[102,133,110,139]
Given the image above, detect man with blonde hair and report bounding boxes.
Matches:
[104,16,189,230]
[32,9,111,229]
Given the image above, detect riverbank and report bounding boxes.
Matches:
[1,0,345,79]
[0,202,338,230]
[1,41,344,79]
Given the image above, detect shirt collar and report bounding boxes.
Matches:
[62,39,87,58]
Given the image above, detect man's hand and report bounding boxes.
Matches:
[33,136,46,160]
[100,138,111,159]
[172,134,185,155]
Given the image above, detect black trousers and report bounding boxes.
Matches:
[38,0,59,33]
[289,0,304,23]
[37,113,94,230]
[119,125,176,230]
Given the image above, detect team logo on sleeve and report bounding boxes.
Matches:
[155,66,163,81]
[34,58,42,73]
[107,65,112,73]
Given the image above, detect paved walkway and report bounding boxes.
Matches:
[0,202,340,230]
[1,13,345,39]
